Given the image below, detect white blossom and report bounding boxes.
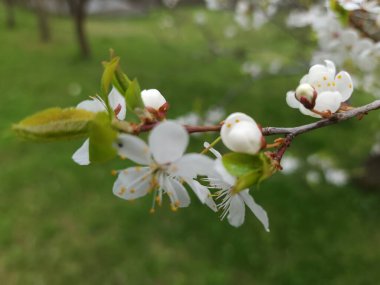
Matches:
[324,168,349,186]
[112,121,217,212]
[286,60,354,118]
[281,155,300,175]
[205,155,269,230]
[221,112,264,154]
[72,88,126,165]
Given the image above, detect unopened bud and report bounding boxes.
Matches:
[221,112,263,155]
[295,83,317,109]
[141,89,167,110]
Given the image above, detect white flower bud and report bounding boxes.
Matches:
[141,89,166,110]
[221,112,263,155]
[295,83,317,109]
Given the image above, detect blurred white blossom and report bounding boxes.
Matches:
[281,155,300,175]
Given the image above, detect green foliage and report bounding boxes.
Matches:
[12,108,95,141]
[222,152,274,192]
[125,78,144,111]
[88,112,117,163]
[101,56,120,98]
[329,0,350,25]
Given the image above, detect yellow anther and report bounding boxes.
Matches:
[235,119,240,123]
[118,187,126,195]
[337,75,342,79]
[155,196,161,203]
[349,84,352,88]
[135,166,141,172]
[226,123,232,128]
[149,208,155,214]
[323,76,327,80]
[332,82,336,86]
[175,200,180,207]
[123,170,129,174]
[130,188,136,194]
[120,156,127,160]
[111,170,118,176]
[170,204,178,212]
[318,84,321,88]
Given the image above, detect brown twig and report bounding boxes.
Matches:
[115,100,380,164]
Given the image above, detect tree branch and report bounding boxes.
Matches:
[115,100,380,164]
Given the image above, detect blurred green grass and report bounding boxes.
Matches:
[1,6,380,285]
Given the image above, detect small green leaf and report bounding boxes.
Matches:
[113,68,131,94]
[222,152,275,192]
[101,57,120,97]
[125,78,144,111]
[89,112,117,163]
[13,108,95,141]
[235,169,263,192]
[222,152,263,177]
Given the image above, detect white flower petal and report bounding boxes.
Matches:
[227,194,245,227]
[171,153,216,178]
[215,158,236,186]
[240,190,270,232]
[314,91,342,113]
[299,104,320,118]
[165,176,190,208]
[149,121,189,164]
[299,74,309,84]
[108,87,126,120]
[335,71,353,101]
[286,91,300,109]
[203,142,222,158]
[113,167,152,200]
[76,98,106,113]
[186,179,217,212]
[72,139,90,165]
[141,89,166,110]
[114,134,151,165]
[324,60,336,78]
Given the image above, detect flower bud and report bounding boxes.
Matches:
[141,89,167,110]
[295,83,317,109]
[221,112,264,155]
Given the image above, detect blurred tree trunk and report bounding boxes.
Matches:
[67,0,91,58]
[35,0,51,42]
[4,0,16,29]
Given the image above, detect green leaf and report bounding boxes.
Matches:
[222,152,275,192]
[113,68,131,93]
[13,108,95,141]
[235,169,263,192]
[101,57,120,97]
[222,153,263,177]
[125,78,144,111]
[89,112,117,163]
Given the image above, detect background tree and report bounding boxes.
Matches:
[34,0,51,42]
[67,0,91,58]
[4,0,16,29]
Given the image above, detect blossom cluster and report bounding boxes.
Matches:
[69,58,355,230]
[286,2,380,96]
[71,82,271,229]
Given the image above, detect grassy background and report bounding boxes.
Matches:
[1,6,380,285]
